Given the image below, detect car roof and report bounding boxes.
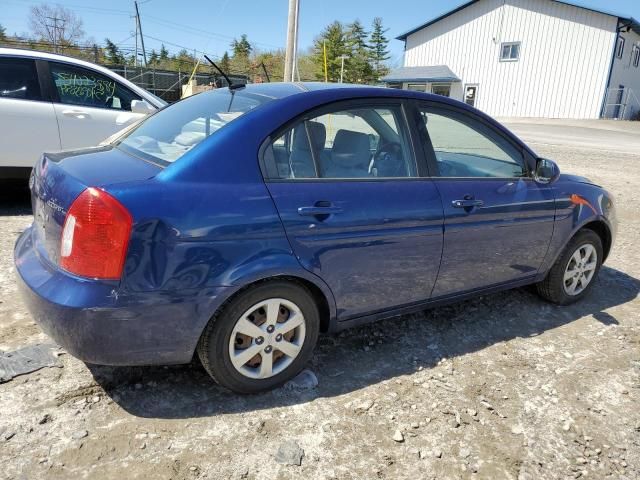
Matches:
[0,47,167,107]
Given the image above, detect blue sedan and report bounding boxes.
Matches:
[15,83,616,393]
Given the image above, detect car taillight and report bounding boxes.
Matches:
[60,188,132,280]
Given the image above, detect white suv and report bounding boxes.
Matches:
[0,48,167,180]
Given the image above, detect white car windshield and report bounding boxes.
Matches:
[116,88,271,165]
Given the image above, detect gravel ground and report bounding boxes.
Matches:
[0,122,639,480]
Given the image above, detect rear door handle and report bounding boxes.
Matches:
[452,199,484,208]
[298,206,343,216]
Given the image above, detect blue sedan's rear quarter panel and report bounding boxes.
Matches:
[15,227,230,365]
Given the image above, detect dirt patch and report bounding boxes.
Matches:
[0,128,638,480]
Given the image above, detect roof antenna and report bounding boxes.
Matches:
[204,55,245,90]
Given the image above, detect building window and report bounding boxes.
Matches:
[431,84,451,97]
[406,83,427,92]
[633,45,640,68]
[500,42,521,62]
[616,36,625,58]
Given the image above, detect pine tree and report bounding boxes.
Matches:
[369,17,391,81]
[230,34,252,75]
[149,49,159,65]
[104,38,125,64]
[312,21,348,82]
[220,51,231,73]
[0,24,7,43]
[345,20,373,83]
[159,44,169,61]
[231,34,252,59]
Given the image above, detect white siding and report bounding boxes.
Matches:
[607,28,640,119]
[404,0,618,118]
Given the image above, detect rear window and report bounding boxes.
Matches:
[116,88,272,165]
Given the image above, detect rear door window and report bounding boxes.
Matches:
[264,104,417,179]
[0,57,42,101]
[49,62,141,111]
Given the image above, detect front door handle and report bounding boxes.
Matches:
[452,199,484,208]
[298,206,343,216]
[62,109,91,119]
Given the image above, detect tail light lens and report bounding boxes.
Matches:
[60,188,132,280]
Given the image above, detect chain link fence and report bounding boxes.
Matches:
[106,65,248,103]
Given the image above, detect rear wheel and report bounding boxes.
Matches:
[197,280,320,394]
[536,229,603,305]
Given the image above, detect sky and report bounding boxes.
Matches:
[3,0,640,68]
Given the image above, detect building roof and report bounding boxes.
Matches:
[395,0,640,40]
[381,65,461,83]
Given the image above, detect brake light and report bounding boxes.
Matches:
[60,188,132,279]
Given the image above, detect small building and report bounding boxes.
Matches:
[384,0,640,119]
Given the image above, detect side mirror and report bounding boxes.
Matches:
[534,158,560,184]
[131,99,155,115]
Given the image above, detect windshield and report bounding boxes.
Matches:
[116,88,272,165]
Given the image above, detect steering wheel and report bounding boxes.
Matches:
[373,141,405,177]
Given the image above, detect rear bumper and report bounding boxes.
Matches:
[14,227,229,366]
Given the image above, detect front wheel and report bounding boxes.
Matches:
[536,229,603,305]
[197,281,320,394]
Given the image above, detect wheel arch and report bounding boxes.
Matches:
[206,271,336,338]
[580,220,612,261]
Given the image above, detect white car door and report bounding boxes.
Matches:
[0,57,60,170]
[47,61,147,150]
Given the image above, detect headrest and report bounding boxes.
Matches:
[331,129,371,168]
[293,121,326,152]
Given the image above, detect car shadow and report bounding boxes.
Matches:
[87,264,639,419]
[0,180,31,216]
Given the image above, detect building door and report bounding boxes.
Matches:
[464,85,478,107]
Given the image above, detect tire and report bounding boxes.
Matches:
[197,280,320,394]
[536,229,603,305]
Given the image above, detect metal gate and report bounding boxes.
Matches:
[602,87,640,120]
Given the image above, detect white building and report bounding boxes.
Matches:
[384,0,640,119]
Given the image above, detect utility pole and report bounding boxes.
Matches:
[283,0,299,82]
[339,55,348,83]
[134,13,139,67]
[134,1,148,67]
[45,16,62,53]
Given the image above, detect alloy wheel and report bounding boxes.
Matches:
[563,243,598,296]
[228,298,306,379]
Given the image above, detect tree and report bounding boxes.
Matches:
[104,38,125,65]
[231,34,252,59]
[174,49,195,71]
[312,21,348,82]
[159,44,169,61]
[230,34,252,74]
[345,20,373,83]
[0,24,6,42]
[220,51,231,73]
[369,17,391,80]
[148,49,159,65]
[28,3,84,50]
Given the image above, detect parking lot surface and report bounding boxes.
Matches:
[1,120,639,480]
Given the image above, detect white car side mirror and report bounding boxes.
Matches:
[131,99,156,115]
